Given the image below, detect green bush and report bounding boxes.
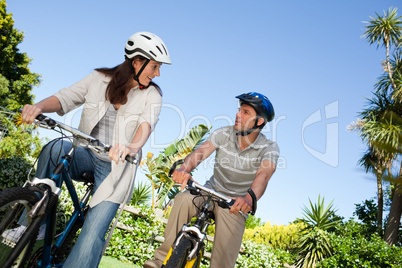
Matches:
[104,204,165,265]
[243,221,304,251]
[318,221,402,267]
[235,241,283,267]
[0,157,34,190]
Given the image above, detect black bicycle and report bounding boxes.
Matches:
[0,111,138,268]
[162,160,257,268]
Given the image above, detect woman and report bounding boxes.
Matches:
[21,32,171,267]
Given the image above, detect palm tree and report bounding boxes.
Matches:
[353,91,398,233]
[356,9,402,244]
[294,196,341,268]
[143,124,210,209]
[354,103,402,245]
[359,148,386,232]
[363,7,402,92]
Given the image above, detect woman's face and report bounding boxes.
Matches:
[133,59,162,87]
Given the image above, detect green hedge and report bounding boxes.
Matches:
[318,221,402,267]
[0,157,34,190]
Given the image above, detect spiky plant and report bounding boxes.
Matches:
[294,195,341,268]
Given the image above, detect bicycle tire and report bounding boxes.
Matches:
[164,238,202,268]
[0,187,41,268]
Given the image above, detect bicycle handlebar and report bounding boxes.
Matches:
[169,159,257,215]
[18,109,138,164]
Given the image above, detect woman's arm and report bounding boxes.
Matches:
[108,121,152,164]
[22,96,62,124]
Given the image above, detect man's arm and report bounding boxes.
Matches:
[230,160,276,215]
[172,140,216,190]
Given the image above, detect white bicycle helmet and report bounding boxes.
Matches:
[125,32,171,64]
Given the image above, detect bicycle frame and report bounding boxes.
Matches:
[29,144,91,267]
[0,110,139,268]
[21,113,133,267]
[162,160,257,268]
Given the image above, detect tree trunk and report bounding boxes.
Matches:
[384,178,402,245]
[376,171,384,232]
[385,41,398,92]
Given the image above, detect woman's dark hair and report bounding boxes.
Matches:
[96,56,162,105]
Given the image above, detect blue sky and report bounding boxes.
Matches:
[6,0,400,225]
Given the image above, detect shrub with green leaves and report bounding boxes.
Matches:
[318,221,402,267]
[0,157,34,190]
[243,221,304,251]
[235,241,285,267]
[104,204,165,265]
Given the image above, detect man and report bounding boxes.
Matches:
[144,92,279,268]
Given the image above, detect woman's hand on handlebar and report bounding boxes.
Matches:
[172,168,193,191]
[21,104,43,124]
[108,144,133,164]
[230,195,253,215]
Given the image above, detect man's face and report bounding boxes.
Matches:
[235,104,259,131]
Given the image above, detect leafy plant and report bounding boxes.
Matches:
[0,157,34,191]
[130,181,151,206]
[104,204,165,265]
[243,221,304,251]
[299,195,341,231]
[235,241,283,267]
[318,220,402,267]
[0,0,41,111]
[354,198,380,236]
[294,196,341,268]
[143,124,210,209]
[0,115,43,161]
[295,229,332,268]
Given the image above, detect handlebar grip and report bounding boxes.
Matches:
[35,114,47,121]
[18,108,56,127]
[247,188,257,215]
[35,114,56,128]
[125,154,137,164]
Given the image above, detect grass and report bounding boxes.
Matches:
[99,256,141,268]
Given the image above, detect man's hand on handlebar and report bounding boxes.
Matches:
[230,194,253,215]
[172,168,193,191]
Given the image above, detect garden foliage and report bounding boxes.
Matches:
[318,221,402,267]
[243,221,304,251]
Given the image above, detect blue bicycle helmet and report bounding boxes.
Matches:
[235,92,275,135]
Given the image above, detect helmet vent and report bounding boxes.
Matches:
[156,46,163,55]
[141,34,151,40]
[149,50,157,57]
[162,44,168,55]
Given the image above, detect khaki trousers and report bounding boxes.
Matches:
[154,191,246,268]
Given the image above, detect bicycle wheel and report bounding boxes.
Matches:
[164,238,202,268]
[0,187,41,268]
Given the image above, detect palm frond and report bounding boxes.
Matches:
[142,124,211,209]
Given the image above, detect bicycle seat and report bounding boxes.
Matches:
[80,172,95,184]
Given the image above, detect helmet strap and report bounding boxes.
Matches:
[236,118,262,136]
[133,59,150,89]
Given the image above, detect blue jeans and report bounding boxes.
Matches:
[36,139,118,268]
[63,201,119,268]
